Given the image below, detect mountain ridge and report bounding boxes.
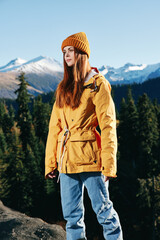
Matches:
[99,62,160,84]
[0,56,160,99]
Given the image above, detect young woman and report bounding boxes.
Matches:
[45,32,123,240]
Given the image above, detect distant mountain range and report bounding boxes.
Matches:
[0,56,160,99]
[99,62,160,84]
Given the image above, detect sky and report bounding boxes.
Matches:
[0,0,160,68]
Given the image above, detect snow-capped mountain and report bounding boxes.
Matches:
[0,58,27,72]
[0,56,63,74]
[0,56,160,99]
[99,62,160,84]
[0,56,63,99]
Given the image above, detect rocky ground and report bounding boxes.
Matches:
[0,201,66,240]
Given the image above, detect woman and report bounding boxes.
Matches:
[45,32,123,240]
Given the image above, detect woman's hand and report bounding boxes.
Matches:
[104,176,111,182]
[47,170,57,179]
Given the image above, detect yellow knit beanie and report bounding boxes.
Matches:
[61,32,90,58]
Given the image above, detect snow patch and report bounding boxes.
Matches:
[125,64,147,72]
[0,58,27,72]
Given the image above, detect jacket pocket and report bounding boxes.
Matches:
[69,138,101,166]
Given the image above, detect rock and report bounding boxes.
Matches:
[0,201,66,240]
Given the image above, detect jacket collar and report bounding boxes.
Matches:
[84,67,99,85]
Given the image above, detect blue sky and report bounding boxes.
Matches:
[0,0,160,68]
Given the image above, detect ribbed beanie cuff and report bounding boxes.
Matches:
[61,32,90,58]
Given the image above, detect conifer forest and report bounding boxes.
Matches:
[0,73,160,240]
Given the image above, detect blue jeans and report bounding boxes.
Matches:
[60,172,123,240]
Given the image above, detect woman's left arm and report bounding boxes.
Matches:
[93,76,117,178]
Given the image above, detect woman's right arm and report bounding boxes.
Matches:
[45,102,62,178]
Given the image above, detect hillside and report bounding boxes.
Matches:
[2,77,160,114]
[112,77,160,109]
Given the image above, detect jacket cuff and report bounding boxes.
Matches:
[102,168,117,178]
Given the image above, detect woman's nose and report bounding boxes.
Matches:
[66,51,69,57]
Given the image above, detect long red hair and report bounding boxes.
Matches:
[56,48,91,109]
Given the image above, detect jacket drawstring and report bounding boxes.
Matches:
[57,127,69,182]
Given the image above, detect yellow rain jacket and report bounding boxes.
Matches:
[45,70,117,178]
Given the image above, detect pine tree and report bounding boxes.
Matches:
[0,128,8,202]
[2,105,15,146]
[117,89,139,174]
[13,72,44,214]
[32,95,51,143]
[125,87,139,175]
[0,101,6,127]
[8,105,15,127]
[117,97,128,164]
[23,143,45,216]
[153,100,160,176]
[0,127,31,212]
[0,127,7,153]
[15,72,32,150]
[137,93,159,178]
[116,90,139,237]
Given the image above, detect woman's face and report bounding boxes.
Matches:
[63,46,75,67]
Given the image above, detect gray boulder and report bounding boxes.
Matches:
[0,201,66,240]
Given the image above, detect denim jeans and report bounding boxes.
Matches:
[60,172,123,240]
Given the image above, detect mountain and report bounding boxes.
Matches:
[99,62,160,84]
[0,56,63,73]
[0,56,63,99]
[0,56,160,99]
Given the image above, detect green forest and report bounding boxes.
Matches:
[0,72,160,240]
